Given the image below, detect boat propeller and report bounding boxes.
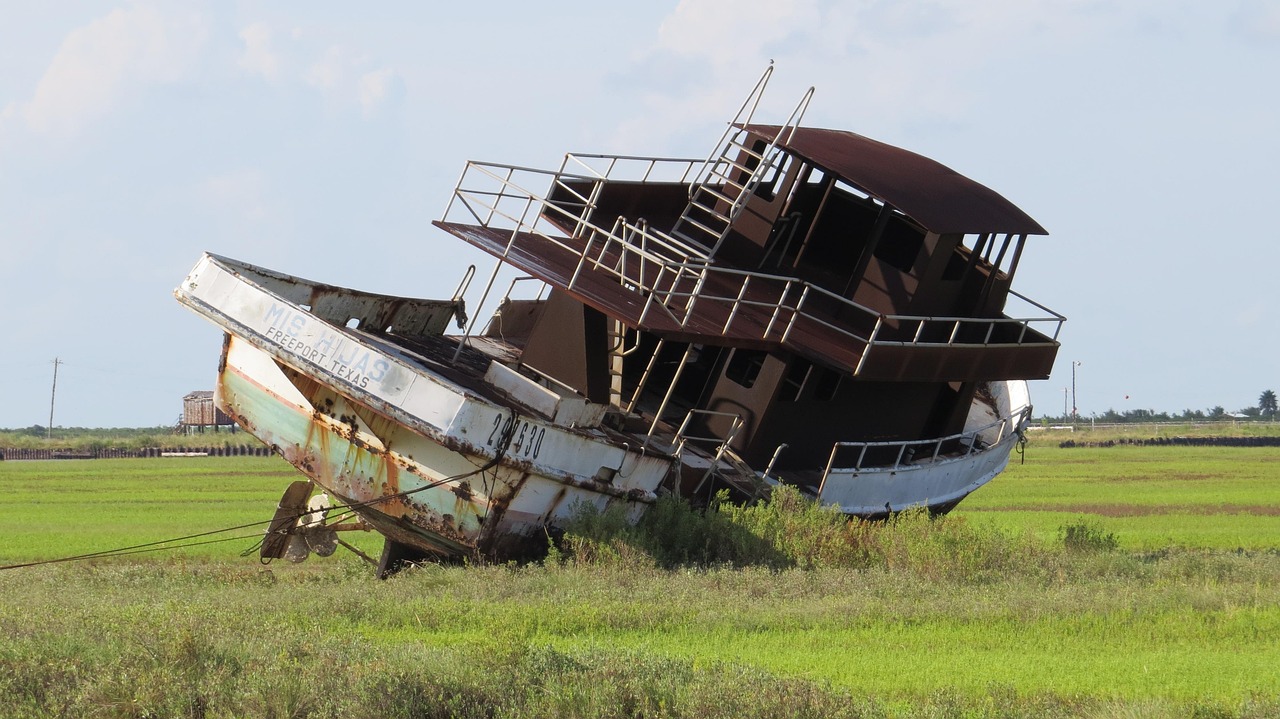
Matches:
[261,480,343,563]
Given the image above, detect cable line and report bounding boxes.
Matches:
[1,429,514,572]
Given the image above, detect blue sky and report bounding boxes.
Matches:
[1,1,1277,428]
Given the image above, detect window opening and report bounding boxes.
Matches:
[872,214,926,273]
[811,366,842,401]
[753,152,794,202]
[724,349,767,389]
[777,358,812,402]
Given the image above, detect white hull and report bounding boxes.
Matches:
[178,253,1034,559]
[179,254,670,558]
[817,380,1030,515]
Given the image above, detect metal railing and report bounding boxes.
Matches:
[670,409,754,497]
[674,68,814,255]
[672,409,745,456]
[560,152,706,186]
[446,159,710,262]
[816,404,1034,495]
[869,291,1066,346]
[443,160,1065,371]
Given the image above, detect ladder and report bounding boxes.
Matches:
[705,444,770,503]
[672,411,768,502]
[607,318,627,407]
[671,65,814,258]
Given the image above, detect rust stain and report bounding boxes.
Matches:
[383,454,402,498]
[538,486,569,525]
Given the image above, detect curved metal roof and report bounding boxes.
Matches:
[742,125,1047,236]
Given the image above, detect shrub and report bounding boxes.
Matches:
[555,486,1045,581]
[1060,520,1120,553]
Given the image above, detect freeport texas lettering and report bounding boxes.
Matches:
[261,303,390,389]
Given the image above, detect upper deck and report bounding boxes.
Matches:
[435,144,1062,382]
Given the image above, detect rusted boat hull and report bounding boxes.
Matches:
[176,252,1034,565]
[178,254,669,560]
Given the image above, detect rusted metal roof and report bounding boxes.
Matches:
[742,125,1047,235]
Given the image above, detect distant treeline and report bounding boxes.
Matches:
[1060,436,1280,448]
[0,445,273,461]
[0,425,247,452]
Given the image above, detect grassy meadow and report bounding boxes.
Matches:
[0,441,1278,717]
[956,440,1280,550]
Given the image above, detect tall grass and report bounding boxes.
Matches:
[556,485,1050,583]
[3,455,1279,715]
[2,552,1277,718]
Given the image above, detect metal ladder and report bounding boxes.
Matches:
[668,410,767,502]
[704,444,769,503]
[607,318,629,408]
[671,65,814,258]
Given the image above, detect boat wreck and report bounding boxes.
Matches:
[175,68,1062,573]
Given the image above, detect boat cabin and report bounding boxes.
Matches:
[436,99,1061,480]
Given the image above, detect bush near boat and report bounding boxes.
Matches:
[1,446,1278,716]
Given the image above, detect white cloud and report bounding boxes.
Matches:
[358,68,397,117]
[306,45,348,92]
[634,0,1132,137]
[11,3,209,138]
[304,45,396,115]
[232,24,398,118]
[238,22,279,81]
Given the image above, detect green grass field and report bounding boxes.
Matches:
[957,441,1280,550]
[1,448,1278,717]
[0,455,389,563]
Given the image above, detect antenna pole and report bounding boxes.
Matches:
[48,357,62,440]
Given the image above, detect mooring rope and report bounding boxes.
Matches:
[1,434,514,572]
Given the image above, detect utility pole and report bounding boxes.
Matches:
[48,357,62,440]
[1071,360,1082,421]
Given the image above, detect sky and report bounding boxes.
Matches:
[1,1,1278,428]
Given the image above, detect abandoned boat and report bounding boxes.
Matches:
[175,67,1062,571]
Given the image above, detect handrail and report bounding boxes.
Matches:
[449,161,711,266]
[673,408,744,451]
[687,64,774,200]
[646,262,1063,351]
[442,159,1065,365]
[818,404,1033,489]
[562,153,707,185]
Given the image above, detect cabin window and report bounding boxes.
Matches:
[753,151,795,202]
[872,215,926,273]
[811,366,842,402]
[737,139,767,187]
[797,181,880,276]
[777,358,812,402]
[724,349,767,389]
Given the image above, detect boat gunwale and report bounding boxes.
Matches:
[176,255,673,495]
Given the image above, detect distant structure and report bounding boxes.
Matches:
[180,391,236,434]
